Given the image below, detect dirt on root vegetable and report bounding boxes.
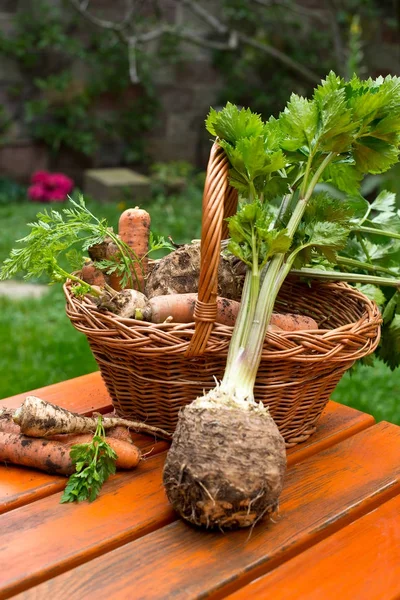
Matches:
[163,402,286,529]
[145,243,243,300]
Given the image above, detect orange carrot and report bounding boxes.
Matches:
[0,432,141,474]
[118,207,151,293]
[50,426,133,446]
[106,240,123,291]
[0,432,78,475]
[147,293,240,326]
[106,425,134,444]
[0,409,20,434]
[55,433,141,470]
[270,313,318,331]
[80,260,107,287]
[145,294,318,331]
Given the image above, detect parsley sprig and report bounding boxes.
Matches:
[61,416,117,503]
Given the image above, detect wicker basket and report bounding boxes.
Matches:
[65,143,381,447]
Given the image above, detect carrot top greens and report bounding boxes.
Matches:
[0,196,171,294]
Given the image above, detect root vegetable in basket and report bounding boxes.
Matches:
[145,242,242,300]
[80,259,108,287]
[163,74,400,530]
[102,288,318,330]
[105,208,151,292]
[119,207,151,292]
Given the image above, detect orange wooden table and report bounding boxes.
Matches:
[1,372,400,600]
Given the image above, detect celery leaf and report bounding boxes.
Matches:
[377,315,400,371]
[205,103,264,143]
[353,137,399,174]
[279,94,318,151]
[321,161,363,196]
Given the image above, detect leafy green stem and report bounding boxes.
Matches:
[57,266,101,297]
[355,225,400,241]
[287,152,337,238]
[291,267,400,288]
[336,256,399,278]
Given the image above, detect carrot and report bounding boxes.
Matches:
[118,207,151,293]
[80,260,107,287]
[0,408,20,434]
[270,313,318,331]
[145,293,240,326]
[106,240,123,291]
[143,293,318,331]
[13,396,171,440]
[0,432,141,474]
[1,409,135,447]
[50,426,133,445]
[105,425,134,444]
[49,433,141,470]
[0,432,78,475]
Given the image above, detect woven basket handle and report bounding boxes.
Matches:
[185,142,238,357]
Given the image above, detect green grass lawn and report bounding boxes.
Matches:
[0,191,399,426]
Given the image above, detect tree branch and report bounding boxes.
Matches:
[68,0,134,32]
[238,32,320,84]
[128,37,140,84]
[180,0,228,33]
[252,0,328,22]
[67,0,321,85]
[324,0,346,76]
[133,25,237,51]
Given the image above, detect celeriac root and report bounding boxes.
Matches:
[13,396,171,440]
[163,395,287,530]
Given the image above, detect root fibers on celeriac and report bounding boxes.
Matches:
[163,403,286,530]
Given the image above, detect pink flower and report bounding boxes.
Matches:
[31,171,50,184]
[47,173,74,193]
[28,183,47,201]
[28,170,75,202]
[46,188,68,202]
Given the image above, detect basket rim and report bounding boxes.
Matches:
[64,278,382,363]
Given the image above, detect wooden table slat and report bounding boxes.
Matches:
[227,493,400,600]
[0,437,169,516]
[0,371,375,516]
[0,453,174,600]
[1,372,112,414]
[6,421,400,600]
[286,400,375,466]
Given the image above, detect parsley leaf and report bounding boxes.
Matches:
[60,415,117,504]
